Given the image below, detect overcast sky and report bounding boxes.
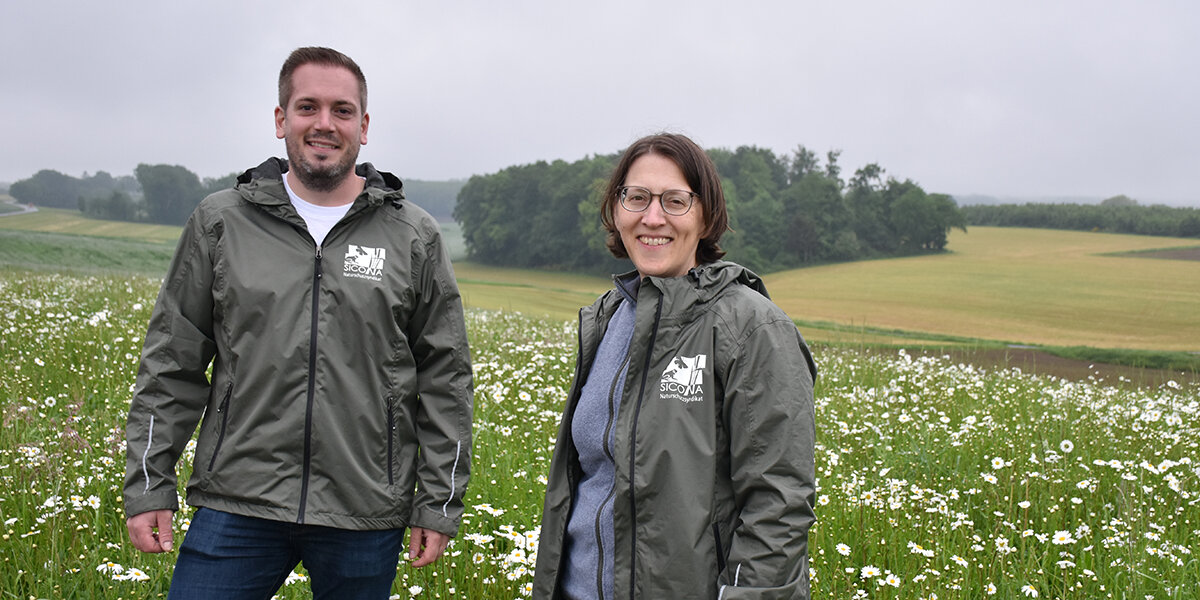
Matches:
[3,1,1197,205]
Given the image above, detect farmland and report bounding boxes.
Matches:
[1,206,1198,597]
[4,207,1199,354]
[0,272,1196,598]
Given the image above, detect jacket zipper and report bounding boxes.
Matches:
[206,383,234,472]
[713,522,727,575]
[387,398,395,485]
[592,350,632,599]
[297,245,322,523]
[628,293,664,599]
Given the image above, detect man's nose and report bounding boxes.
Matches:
[315,108,335,130]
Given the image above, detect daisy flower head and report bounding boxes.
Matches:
[1052,530,1076,545]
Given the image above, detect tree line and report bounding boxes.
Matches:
[9,166,237,225]
[962,195,1200,239]
[8,166,463,226]
[455,145,967,274]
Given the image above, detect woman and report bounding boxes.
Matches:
[533,133,817,599]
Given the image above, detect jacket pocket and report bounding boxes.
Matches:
[206,383,234,472]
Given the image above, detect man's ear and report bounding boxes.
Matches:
[275,106,287,140]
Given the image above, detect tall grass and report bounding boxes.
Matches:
[1,268,1197,598]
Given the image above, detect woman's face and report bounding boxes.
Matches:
[615,153,706,278]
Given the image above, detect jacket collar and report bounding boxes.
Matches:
[234,157,406,210]
[617,260,771,309]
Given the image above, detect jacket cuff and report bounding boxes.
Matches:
[409,506,460,538]
[123,489,180,519]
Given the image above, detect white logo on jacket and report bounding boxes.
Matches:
[659,354,707,403]
[344,245,386,281]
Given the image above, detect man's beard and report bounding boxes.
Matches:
[286,135,359,193]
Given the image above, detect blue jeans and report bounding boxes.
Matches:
[168,508,406,600]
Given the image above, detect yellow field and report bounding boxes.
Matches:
[453,262,610,322]
[0,207,183,244]
[765,227,1200,351]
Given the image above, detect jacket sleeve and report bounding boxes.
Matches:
[405,231,474,536]
[123,211,218,518]
[719,318,817,600]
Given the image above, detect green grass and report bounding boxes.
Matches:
[0,229,175,277]
[0,207,184,244]
[0,271,1196,598]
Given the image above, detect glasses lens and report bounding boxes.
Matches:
[622,187,651,211]
[661,191,693,215]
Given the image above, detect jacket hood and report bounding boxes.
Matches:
[692,260,771,301]
[234,157,405,208]
[620,260,771,307]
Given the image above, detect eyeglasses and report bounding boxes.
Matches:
[618,186,698,216]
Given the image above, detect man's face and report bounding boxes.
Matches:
[274,63,369,193]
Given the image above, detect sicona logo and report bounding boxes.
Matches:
[343,245,386,282]
[659,354,707,403]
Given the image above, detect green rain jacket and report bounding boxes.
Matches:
[123,158,473,535]
[533,261,817,599]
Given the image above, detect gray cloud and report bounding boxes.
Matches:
[3,0,1197,205]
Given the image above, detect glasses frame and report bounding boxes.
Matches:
[618,186,699,216]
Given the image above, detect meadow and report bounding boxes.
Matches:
[1,266,1197,599]
[1,209,1198,597]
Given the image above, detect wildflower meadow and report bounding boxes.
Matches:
[0,268,1196,599]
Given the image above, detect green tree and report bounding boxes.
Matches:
[787,145,820,183]
[80,190,140,221]
[9,169,81,208]
[202,172,241,197]
[136,164,203,225]
[785,170,857,262]
[846,164,897,254]
[890,186,966,251]
[717,146,787,270]
[1100,194,1138,207]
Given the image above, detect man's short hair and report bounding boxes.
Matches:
[278,47,368,112]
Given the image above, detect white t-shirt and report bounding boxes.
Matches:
[282,175,355,247]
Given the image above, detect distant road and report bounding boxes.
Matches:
[0,202,37,217]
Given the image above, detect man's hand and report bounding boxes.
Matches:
[127,510,175,553]
[407,527,450,568]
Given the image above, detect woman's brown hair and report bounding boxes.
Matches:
[600,133,729,264]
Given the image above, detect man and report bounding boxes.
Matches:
[124,47,473,599]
